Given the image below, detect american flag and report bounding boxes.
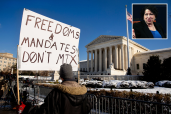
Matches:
[127,11,132,23]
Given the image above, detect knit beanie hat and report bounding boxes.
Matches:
[60,63,74,81]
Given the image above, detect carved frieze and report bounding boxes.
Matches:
[86,35,122,47]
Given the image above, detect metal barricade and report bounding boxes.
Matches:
[22,84,171,114]
[88,95,171,114]
[87,94,98,114]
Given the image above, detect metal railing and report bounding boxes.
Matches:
[87,94,171,114]
[32,85,171,114]
[1,81,170,114]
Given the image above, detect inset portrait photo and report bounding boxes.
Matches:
[132,3,168,39]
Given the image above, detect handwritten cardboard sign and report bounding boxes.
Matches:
[18,8,80,71]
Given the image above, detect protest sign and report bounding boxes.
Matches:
[18,8,80,71]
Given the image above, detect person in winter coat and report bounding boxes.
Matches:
[23,63,92,114]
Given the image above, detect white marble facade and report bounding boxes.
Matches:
[82,35,149,75]
[133,48,171,75]
[80,35,171,75]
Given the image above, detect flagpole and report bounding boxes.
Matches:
[125,5,130,75]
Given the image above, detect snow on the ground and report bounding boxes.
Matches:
[28,94,44,105]
[88,86,171,94]
[23,85,171,107]
[82,79,154,89]
[18,79,171,107]
[82,79,171,94]
[20,76,171,94]
[155,80,170,86]
[19,75,52,80]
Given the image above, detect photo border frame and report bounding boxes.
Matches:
[132,3,168,40]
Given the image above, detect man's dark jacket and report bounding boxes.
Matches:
[23,81,92,114]
[133,20,166,38]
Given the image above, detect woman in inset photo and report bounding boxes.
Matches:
[133,5,167,39]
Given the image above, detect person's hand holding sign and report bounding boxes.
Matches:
[132,29,136,38]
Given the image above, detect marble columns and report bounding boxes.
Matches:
[121,45,124,70]
[95,49,97,72]
[87,51,89,72]
[109,46,112,67]
[115,45,118,69]
[99,48,102,72]
[91,50,93,72]
[87,44,127,73]
[104,47,107,71]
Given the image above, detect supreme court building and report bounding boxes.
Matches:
[79,35,171,75]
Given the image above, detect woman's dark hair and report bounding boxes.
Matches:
[140,5,158,19]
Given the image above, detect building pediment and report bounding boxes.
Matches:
[85,35,123,47]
